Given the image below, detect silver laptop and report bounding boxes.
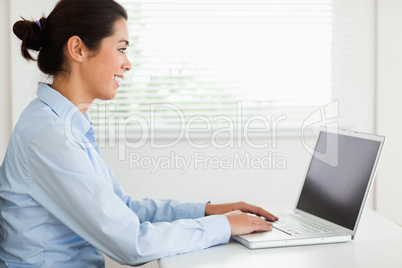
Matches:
[233,127,386,249]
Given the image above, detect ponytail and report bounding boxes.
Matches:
[12,0,127,76]
[13,17,46,61]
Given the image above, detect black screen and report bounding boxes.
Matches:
[296,131,381,230]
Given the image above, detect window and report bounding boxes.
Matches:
[90,0,355,141]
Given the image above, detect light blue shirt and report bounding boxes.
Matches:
[0,83,231,267]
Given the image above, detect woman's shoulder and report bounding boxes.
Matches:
[13,97,66,143]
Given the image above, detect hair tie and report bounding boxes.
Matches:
[35,20,42,32]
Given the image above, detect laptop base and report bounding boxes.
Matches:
[232,231,351,249]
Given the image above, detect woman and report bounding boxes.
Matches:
[0,0,277,266]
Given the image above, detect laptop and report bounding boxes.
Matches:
[232,127,386,249]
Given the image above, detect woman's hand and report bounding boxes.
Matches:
[205,202,278,236]
[205,201,278,221]
[224,210,273,236]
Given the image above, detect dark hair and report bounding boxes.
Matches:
[13,0,127,76]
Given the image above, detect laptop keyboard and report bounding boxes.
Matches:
[273,214,333,236]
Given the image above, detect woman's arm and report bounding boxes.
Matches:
[109,168,209,222]
[28,125,231,265]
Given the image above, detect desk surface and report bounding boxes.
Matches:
[159,209,402,268]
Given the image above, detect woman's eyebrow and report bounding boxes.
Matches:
[120,40,129,46]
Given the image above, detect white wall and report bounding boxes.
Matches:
[0,0,11,160]
[376,0,402,224]
[9,0,55,125]
[100,136,313,206]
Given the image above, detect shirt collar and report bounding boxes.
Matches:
[37,82,93,135]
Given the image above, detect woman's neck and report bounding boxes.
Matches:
[51,75,94,115]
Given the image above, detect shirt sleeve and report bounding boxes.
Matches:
[108,168,209,223]
[28,124,231,265]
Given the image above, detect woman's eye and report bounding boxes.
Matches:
[119,48,127,54]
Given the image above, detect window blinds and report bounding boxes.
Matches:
[90,0,354,139]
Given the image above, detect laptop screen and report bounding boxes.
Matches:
[296,130,382,230]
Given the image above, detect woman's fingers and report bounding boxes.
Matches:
[205,202,278,222]
[225,211,273,236]
[236,202,278,222]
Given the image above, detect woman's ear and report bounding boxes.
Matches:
[66,35,88,63]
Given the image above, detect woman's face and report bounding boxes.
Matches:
[81,18,132,101]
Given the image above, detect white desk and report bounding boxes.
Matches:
[159,209,402,268]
